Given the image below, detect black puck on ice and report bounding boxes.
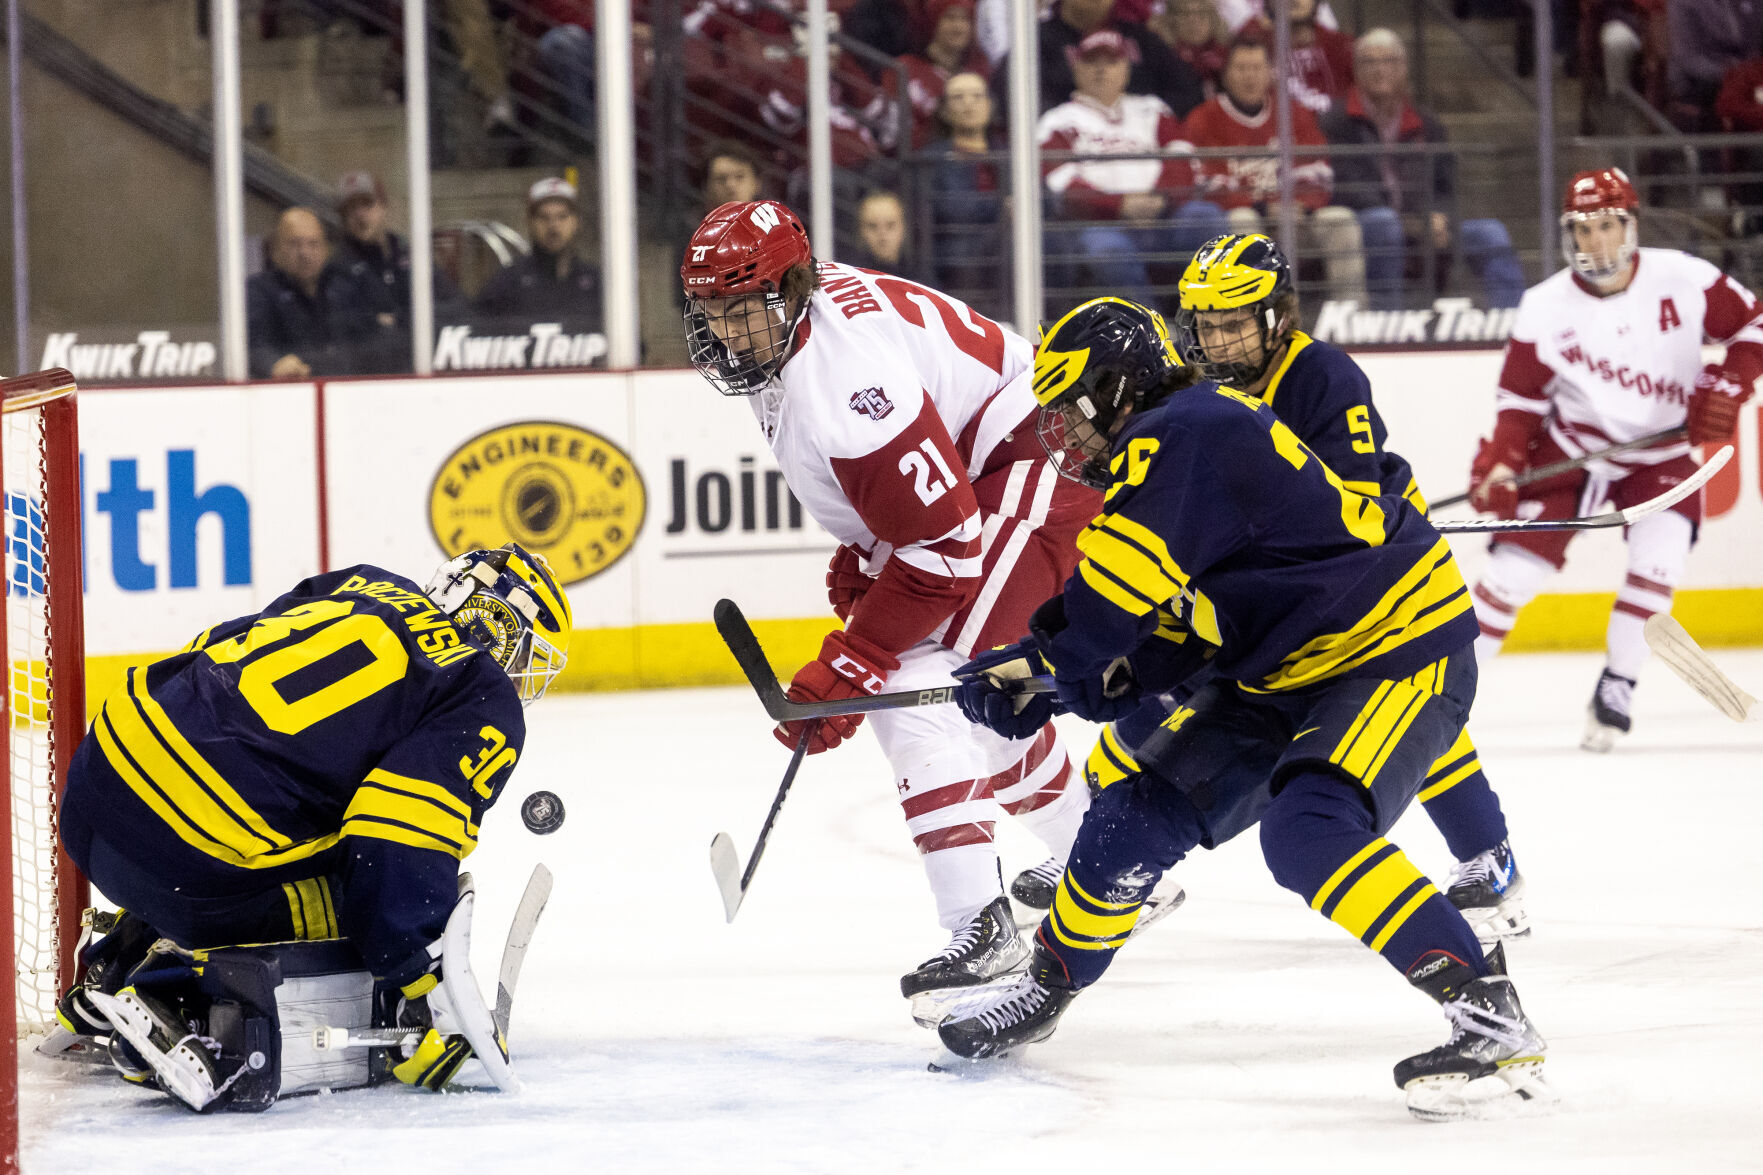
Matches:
[520,790,566,835]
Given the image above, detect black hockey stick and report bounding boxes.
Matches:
[709,721,814,921]
[1431,444,1730,533]
[713,597,1055,721]
[1430,426,1688,511]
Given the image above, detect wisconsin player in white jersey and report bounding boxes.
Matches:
[681,199,1099,1020]
[1467,168,1763,750]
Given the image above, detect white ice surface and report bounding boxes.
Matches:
[23,650,1763,1174]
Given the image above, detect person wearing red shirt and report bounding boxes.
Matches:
[902,0,991,148]
[1182,38,1365,302]
[1038,31,1229,311]
[1244,0,1354,114]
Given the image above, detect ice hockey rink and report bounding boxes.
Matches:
[20,647,1762,1174]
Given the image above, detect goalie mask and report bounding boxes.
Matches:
[681,199,815,396]
[1033,297,1184,489]
[425,544,572,705]
[1560,167,1639,284]
[1171,233,1297,388]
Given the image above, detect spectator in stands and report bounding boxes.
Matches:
[475,178,604,336]
[535,0,654,133]
[1716,54,1763,228]
[702,140,767,209]
[1213,0,1340,36]
[930,71,1009,311]
[1587,0,1659,99]
[844,0,922,61]
[1039,30,1229,310]
[1030,0,1206,120]
[333,172,463,352]
[849,190,932,284]
[903,0,991,148]
[1245,0,1354,115]
[1151,0,1231,97]
[1182,37,1366,302]
[246,207,378,379]
[1668,0,1763,121]
[760,13,896,170]
[1320,28,1524,310]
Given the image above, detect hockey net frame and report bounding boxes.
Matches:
[0,368,88,1171]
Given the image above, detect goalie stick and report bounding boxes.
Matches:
[1429,425,1687,511]
[1431,445,1730,534]
[714,597,1054,722]
[1643,614,1761,723]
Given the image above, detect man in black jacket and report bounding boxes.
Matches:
[1319,29,1523,310]
[474,177,605,337]
[246,207,380,379]
[334,171,462,369]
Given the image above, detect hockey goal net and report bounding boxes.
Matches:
[1,369,87,1038]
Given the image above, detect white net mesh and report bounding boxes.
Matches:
[4,400,65,1034]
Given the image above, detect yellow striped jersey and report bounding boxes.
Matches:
[1048,385,1476,693]
[90,566,525,974]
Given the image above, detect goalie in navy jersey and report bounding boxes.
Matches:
[942,297,1549,1120]
[1082,235,1527,944]
[52,544,571,1109]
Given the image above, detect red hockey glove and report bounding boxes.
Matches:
[825,545,872,622]
[1686,362,1754,447]
[1467,437,1521,519]
[774,630,901,754]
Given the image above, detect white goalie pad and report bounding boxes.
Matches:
[433,873,520,1093]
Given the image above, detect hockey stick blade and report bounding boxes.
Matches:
[493,863,553,1042]
[1644,614,1761,723]
[709,831,746,921]
[1434,445,1731,534]
[714,598,1054,719]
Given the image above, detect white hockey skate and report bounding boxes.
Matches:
[87,987,238,1112]
[1009,858,1186,937]
[1581,669,1634,753]
[1445,841,1530,944]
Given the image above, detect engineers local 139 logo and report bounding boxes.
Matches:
[428,421,646,586]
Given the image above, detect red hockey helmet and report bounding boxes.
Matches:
[681,200,815,395]
[1560,168,1639,283]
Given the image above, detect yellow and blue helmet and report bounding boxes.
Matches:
[1172,233,1297,387]
[1032,297,1185,488]
[425,543,572,705]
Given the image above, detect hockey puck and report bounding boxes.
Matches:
[520,790,565,835]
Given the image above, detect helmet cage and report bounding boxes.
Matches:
[426,547,570,706]
[683,290,807,396]
[1172,301,1284,387]
[1036,367,1132,489]
[1559,209,1637,283]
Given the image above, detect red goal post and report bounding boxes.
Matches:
[0,368,89,1172]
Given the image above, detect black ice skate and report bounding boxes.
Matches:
[1396,948,1549,1121]
[40,908,163,1064]
[901,895,1029,1028]
[1582,668,1635,753]
[934,946,1076,1063]
[1445,840,1530,944]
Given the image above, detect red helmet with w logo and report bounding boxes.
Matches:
[1562,168,1639,217]
[681,200,816,396]
[680,200,811,299]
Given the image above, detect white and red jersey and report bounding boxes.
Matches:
[1180,93,1332,211]
[1494,248,1763,472]
[757,261,1090,657]
[1037,93,1200,219]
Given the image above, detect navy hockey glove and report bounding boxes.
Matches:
[390,970,474,1091]
[953,638,1058,740]
[1052,657,1141,724]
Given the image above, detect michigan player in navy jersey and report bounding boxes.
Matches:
[942,301,1548,1119]
[54,544,571,1109]
[1008,239,1526,944]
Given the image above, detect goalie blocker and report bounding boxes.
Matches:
[57,872,535,1112]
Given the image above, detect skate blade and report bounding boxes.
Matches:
[88,991,223,1112]
[35,1025,112,1066]
[926,1045,1029,1075]
[1126,883,1187,940]
[908,972,1029,1030]
[1405,1059,1553,1122]
[1580,716,1624,753]
[1459,905,1533,945]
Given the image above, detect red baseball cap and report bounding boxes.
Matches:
[1067,29,1138,64]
